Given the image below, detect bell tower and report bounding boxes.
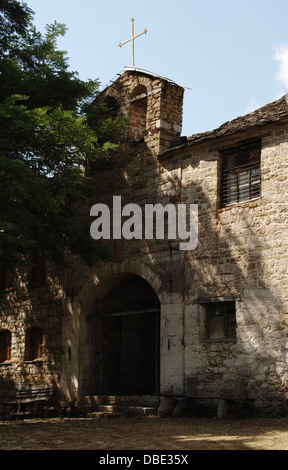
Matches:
[97,67,184,155]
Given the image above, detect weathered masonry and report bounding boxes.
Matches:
[1,67,288,417]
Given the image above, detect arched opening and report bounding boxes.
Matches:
[129,85,147,141]
[103,95,119,119]
[93,275,160,395]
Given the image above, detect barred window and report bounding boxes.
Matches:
[222,140,261,207]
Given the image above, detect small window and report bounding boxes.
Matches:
[26,327,43,361]
[205,302,236,340]
[221,140,261,207]
[0,267,14,291]
[0,330,12,363]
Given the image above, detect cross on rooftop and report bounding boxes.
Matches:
[119,18,148,67]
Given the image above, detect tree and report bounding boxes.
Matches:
[0,0,126,270]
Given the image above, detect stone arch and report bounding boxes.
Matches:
[77,261,164,396]
[78,260,163,312]
[128,84,148,140]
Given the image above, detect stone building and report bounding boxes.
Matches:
[1,67,288,416]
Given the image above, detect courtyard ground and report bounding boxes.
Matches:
[0,415,287,451]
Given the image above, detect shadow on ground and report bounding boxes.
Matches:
[0,416,288,450]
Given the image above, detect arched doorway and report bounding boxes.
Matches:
[94,275,160,395]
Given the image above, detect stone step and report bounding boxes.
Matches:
[80,395,159,408]
[97,404,156,416]
[79,395,159,418]
[80,395,119,407]
[85,404,157,418]
[86,411,123,419]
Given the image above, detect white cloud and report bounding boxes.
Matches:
[274,44,288,90]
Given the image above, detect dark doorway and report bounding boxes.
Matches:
[95,275,160,395]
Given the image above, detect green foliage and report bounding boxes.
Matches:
[0,0,126,270]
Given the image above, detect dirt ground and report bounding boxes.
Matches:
[0,415,288,451]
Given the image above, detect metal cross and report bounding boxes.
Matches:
[119,18,148,67]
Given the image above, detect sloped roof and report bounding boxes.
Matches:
[160,94,288,157]
[188,94,288,142]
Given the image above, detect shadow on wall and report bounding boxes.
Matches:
[0,274,62,398]
[78,124,288,407]
[176,151,288,405]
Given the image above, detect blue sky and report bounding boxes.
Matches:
[27,0,288,137]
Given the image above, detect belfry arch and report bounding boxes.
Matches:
[128,84,148,140]
[78,263,163,397]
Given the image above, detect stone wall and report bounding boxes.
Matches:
[159,121,288,407]
[0,269,63,402]
[73,114,288,406]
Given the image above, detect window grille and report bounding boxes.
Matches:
[222,141,261,206]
